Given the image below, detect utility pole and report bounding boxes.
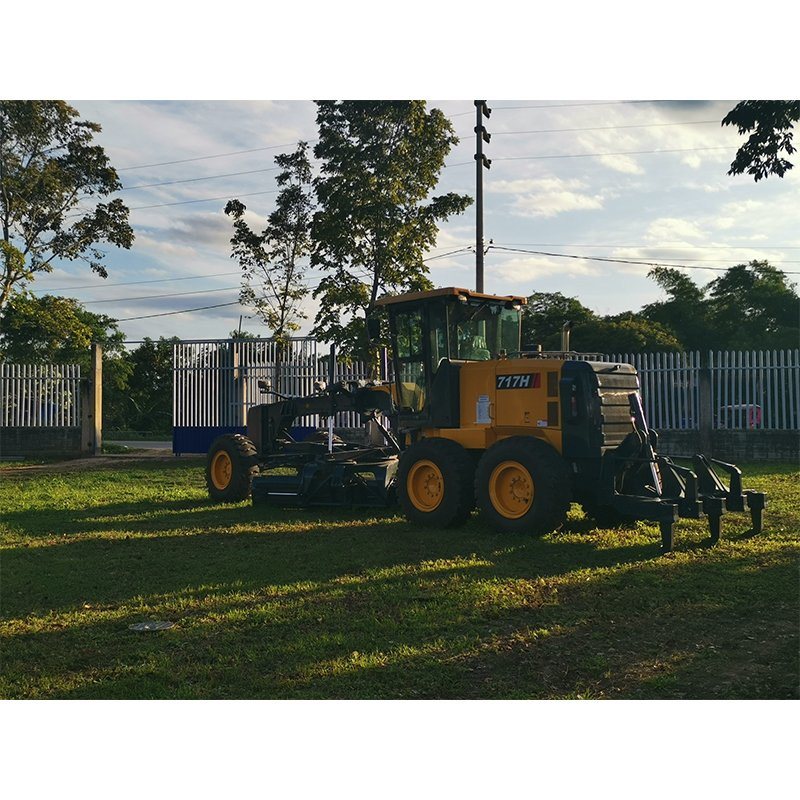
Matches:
[474,100,492,293]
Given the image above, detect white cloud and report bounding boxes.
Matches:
[490,177,604,218]
[645,217,706,241]
[719,199,764,216]
[681,153,703,169]
[490,254,598,283]
[597,154,644,174]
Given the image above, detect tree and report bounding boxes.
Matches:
[641,266,711,350]
[0,101,134,309]
[0,292,126,364]
[311,101,472,359]
[643,261,798,350]
[228,328,259,339]
[584,313,682,353]
[705,261,799,349]
[120,337,180,434]
[522,291,596,349]
[722,100,800,181]
[0,293,132,428]
[522,291,681,353]
[225,142,313,343]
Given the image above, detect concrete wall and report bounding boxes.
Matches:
[656,429,799,462]
[0,426,83,458]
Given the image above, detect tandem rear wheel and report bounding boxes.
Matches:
[475,436,572,535]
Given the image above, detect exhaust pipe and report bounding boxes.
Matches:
[561,321,572,352]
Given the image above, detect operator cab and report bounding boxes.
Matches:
[374,287,526,428]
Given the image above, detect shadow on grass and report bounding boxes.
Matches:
[3,503,660,618]
[3,549,796,700]
[3,457,798,700]
[2,504,798,699]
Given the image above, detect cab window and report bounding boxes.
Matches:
[394,308,426,412]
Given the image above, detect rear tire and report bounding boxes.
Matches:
[206,434,259,502]
[475,436,571,535]
[397,438,474,528]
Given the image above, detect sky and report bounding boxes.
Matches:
[23,98,800,344]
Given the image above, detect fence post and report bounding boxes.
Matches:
[698,349,713,454]
[81,343,103,455]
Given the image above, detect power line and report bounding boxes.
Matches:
[446,145,731,168]
[31,270,242,293]
[117,143,305,171]
[112,115,719,181]
[80,272,324,305]
[459,119,720,139]
[488,245,800,274]
[494,145,730,162]
[120,166,282,191]
[114,275,327,322]
[81,286,241,304]
[447,100,659,118]
[129,188,280,211]
[422,246,474,262]
[494,242,800,250]
[111,249,478,321]
[33,245,470,297]
[116,301,244,322]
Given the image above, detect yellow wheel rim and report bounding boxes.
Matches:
[407,459,444,512]
[211,450,233,490]
[489,460,534,519]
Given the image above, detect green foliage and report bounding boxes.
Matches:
[706,261,799,349]
[641,267,712,350]
[643,261,799,350]
[582,313,682,353]
[116,337,179,434]
[225,142,313,342]
[522,291,681,353]
[311,101,472,358]
[722,100,800,181]
[522,292,595,348]
[0,292,126,365]
[0,101,133,308]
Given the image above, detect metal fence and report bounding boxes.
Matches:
[172,339,378,451]
[173,338,320,429]
[0,363,82,427]
[172,341,800,442]
[604,349,799,430]
[710,349,799,430]
[602,351,701,430]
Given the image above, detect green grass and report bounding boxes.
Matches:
[1,459,797,699]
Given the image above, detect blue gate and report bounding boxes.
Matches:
[172,337,379,454]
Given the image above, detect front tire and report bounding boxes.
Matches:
[397,438,474,528]
[475,436,571,534]
[206,434,259,502]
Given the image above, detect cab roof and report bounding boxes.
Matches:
[374,286,527,307]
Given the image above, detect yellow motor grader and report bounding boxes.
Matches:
[206,287,764,552]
